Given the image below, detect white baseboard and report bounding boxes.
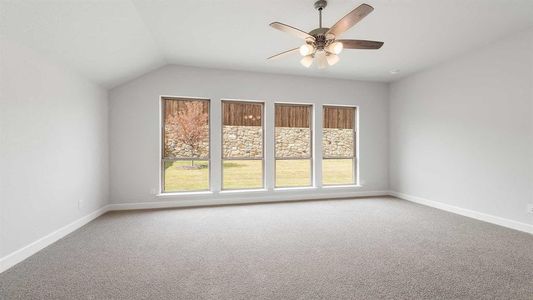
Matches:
[108,190,390,211]
[0,205,111,274]
[389,191,533,235]
[0,190,389,274]
[5,190,528,275]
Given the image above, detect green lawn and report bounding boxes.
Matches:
[164,159,354,192]
[164,160,209,192]
[223,160,263,189]
[275,160,311,187]
[322,158,354,185]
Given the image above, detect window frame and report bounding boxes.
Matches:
[220,99,265,191]
[274,102,314,188]
[321,105,358,186]
[160,96,211,193]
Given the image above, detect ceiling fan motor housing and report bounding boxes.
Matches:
[267,2,383,65]
[309,28,329,51]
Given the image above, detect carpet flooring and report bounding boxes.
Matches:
[1,197,532,299]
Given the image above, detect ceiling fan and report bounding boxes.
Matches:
[267,0,383,69]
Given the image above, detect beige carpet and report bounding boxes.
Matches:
[1,197,532,299]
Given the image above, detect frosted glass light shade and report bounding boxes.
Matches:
[316,51,327,69]
[300,55,313,68]
[299,44,314,56]
[327,41,343,54]
[326,54,340,66]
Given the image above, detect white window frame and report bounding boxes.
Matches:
[220,99,265,191]
[160,96,211,193]
[321,104,358,186]
[274,102,314,189]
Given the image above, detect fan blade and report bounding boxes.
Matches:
[338,39,384,49]
[267,48,300,60]
[327,4,374,37]
[270,22,314,40]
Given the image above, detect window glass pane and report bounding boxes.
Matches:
[275,104,312,188]
[322,159,354,185]
[223,160,263,189]
[275,104,312,159]
[322,106,356,185]
[322,128,354,158]
[162,98,210,192]
[163,99,209,159]
[275,127,311,158]
[222,102,263,159]
[322,106,355,130]
[222,101,264,190]
[163,160,209,192]
[275,160,311,187]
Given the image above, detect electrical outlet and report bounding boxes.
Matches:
[78,199,83,209]
[150,188,157,195]
[527,204,533,214]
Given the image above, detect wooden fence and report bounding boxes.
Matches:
[223,101,262,126]
[323,106,355,129]
[275,104,311,128]
[163,98,209,120]
[163,98,355,129]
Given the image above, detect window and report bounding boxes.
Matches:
[275,103,313,187]
[162,97,210,192]
[322,106,357,185]
[222,100,264,190]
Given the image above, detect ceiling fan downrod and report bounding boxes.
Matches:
[267,1,384,68]
[314,0,327,28]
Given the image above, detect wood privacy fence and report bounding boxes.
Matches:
[163,98,209,120]
[275,104,311,128]
[163,98,355,129]
[223,101,262,126]
[323,106,356,129]
[275,105,355,129]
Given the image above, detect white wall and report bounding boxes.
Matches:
[0,38,109,259]
[109,65,389,205]
[1,25,531,276]
[389,28,533,226]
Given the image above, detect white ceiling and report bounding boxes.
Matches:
[1,0,533,88]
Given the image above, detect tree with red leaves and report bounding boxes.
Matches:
[166,101,208,166]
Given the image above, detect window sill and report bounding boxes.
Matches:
[156,186,361,197]
[219,189,267,194]
[274,186,318,191]
[322,184,361,189]
[157,191,213,197]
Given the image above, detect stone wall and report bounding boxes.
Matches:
[322,128,354,158]
[275,127,311,158]
[165,125,354,159]
[223,126,262,158]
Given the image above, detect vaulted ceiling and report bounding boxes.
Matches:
[1,0,532,88]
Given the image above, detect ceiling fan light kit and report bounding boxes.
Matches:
[300,55,314,68]
[326,53,340,66]
[299,44,314,56]
[327,41,343,55]
[268,0,383,69]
